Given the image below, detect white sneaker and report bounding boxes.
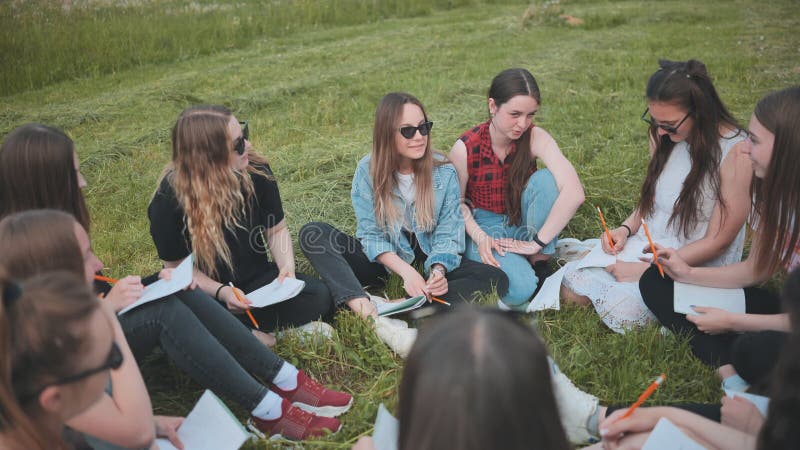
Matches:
[373,316,417,358]
[276,321,335,344]
[549,357,599,444]
[497,299,529,312]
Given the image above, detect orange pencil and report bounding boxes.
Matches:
[228,282,260,330]
[596,206,616,247]
[640,219,665,278]
[620,374,666,420]
[431,296,451,306]
[94,275,118,284]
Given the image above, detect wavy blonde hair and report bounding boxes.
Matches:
[371,92,447,231]
[161,105,269,278]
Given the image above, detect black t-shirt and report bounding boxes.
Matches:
[148,164,283,290]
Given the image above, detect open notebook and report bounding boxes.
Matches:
[372,295,427,317]
[245,277,306,308]
[119,254,194,315]
[155,390,248,450]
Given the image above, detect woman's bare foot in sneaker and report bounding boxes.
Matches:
[252,329,277,348]
[561,284,591,306]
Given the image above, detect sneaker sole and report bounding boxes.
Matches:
[247,418,342,441]
[292,397,353,417]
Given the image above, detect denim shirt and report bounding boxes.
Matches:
[351,154,465,273]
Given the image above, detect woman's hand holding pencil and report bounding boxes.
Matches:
[103,275,145,312]
[639,243,693,282]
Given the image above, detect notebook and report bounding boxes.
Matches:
[245,277,306,308]
[373,295,427,317]
[119,254,194,315]
[372,403,399,450]
[673,282,746,315]
[642,418,706,450]
[155,390,249,450]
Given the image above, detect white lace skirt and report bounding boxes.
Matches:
[562,261,656,334]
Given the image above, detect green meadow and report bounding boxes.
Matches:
[2,0,799,447]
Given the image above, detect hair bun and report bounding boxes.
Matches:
[684,59,708,78]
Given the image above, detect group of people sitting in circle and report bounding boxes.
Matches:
[0,58,798,450]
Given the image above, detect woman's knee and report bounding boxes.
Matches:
[298,221,336,253]
[524,168,557,198]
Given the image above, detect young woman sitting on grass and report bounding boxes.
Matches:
[0,271,121,450]
[639,85,800,393]
[449,68,585,311]
[149,105,335,337]
[0,210,350,443]
[299,92,508,318]
[0,123,352,442]
[353,306,571,450]
[560,59,751,333]
[597,265,800,450]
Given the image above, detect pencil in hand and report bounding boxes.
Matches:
[620,373,666,420]
[431,296,451,306]
[596,206,616,248]
[228,282,260,330]
[94,274,118,284]
[640,219,665,278]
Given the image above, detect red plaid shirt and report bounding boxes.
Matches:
[460,120,536,214]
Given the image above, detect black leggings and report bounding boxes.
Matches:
[640,265,784,381]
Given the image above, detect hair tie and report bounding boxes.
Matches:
[2,281,22,306]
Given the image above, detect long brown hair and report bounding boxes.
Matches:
[398,307,570,450]
[750,86,800,275]
[0,210,84,280]
[0,270,100,450]
[757,268,800,449]
[488,68,540,226]
[0,124,91,231]
[371,92,447,231]
[636,59,742,238]
[161,105,270,278]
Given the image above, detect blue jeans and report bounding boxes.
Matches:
[464,169,558,306]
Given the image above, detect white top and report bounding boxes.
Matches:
[646,130,746,267]
[396,172,415,231]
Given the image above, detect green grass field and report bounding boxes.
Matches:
[2,0,799,448]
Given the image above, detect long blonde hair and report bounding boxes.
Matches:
[371,93,447,231]
[161,105,269,278]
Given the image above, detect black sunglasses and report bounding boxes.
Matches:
[399,121,433,139]
[641,108,692,135]
[20,342,123,402]
[233,121,249,155]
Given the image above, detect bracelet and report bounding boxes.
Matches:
[532,233,548,248]
[620,224,633,237]
[214,283,227,301]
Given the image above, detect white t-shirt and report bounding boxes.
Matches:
[396,172,415,231]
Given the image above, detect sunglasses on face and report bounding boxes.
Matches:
[21,342,124,402]
[398,121,433,139]
[233,121,249,155]
[641,108,692,135]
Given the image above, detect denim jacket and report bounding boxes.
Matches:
[351,154,465,273]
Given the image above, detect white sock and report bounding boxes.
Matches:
[252,390,283,420]
[273,362,299,391]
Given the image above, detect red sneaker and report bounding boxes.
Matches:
[272,370,353,417]
[248,398,341,441]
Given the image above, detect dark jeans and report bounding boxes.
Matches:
[298,222,509,307]
[120,288,284,411]
[238,271,335,332]
[640,265,782,368]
